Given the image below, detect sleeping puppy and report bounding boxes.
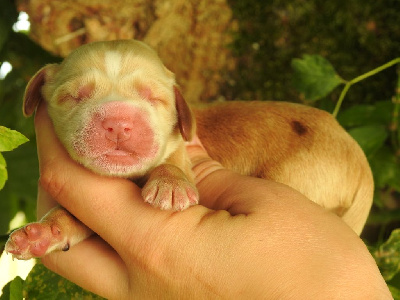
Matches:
[6,40,373,260]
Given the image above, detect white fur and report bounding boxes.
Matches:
[104,51,122,79]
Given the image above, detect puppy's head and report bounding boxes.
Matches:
[24,40,194,178]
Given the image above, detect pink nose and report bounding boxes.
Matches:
[102,119,133,142]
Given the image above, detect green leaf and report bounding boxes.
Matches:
[374,229,400,281]
[9,276,24,300]
[24,264,105,300]
[0,152,7,190]
[1,265,106,299]
[369,146,400,191]
[0,276,24,300]
[337,101,393,128]
[347,125,388,158]
[291,54,344,101]
[0,126,29,152]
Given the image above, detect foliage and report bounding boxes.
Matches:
[0,0,60,235]
[291,55,345,101]
[291,53,400,295]
[0,264,104,300]
[373,228,400,298]
[226,0,400,104]
[0,127,28,152]
[0,126,29,190]
[0,276,23,300]
[373,228,400,282]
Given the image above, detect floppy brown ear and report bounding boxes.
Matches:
[174,86,195,141]
[23,65,54,117]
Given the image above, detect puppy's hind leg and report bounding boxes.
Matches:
[341,178,374,236]
[5,206,93,260]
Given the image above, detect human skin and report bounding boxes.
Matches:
[34,103,392,299]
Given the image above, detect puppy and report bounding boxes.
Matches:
[6,40,373,260]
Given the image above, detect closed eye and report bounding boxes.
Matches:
[58,83,95,104]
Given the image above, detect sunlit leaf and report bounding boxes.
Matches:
[0,276,24,300]
[0,152,7,190]
[0,126,29,152]
[24,264,105,299]
[291,54,345,101]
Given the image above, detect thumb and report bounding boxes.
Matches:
[185,136,245,211]
[185,136,275,214]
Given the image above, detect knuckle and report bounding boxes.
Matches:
[39,159,68,201]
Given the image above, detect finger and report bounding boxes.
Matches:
[37,185,58,219]
[42,235,128,299]
[34,102,173,254]
[185,136,250,212]
[185,137,224,185]
[185,136,232,209]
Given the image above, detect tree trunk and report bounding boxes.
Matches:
[17,0,236,103]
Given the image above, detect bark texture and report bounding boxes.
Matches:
[17,0,236,102]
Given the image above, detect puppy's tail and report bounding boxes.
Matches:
[341,165,374,236]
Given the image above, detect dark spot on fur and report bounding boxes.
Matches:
[291,120,307,136]
[62,243,70,251]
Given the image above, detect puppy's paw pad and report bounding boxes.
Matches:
[5,222,64,260]
[143,177,199,211]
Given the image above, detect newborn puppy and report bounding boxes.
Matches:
[6,40,373,260]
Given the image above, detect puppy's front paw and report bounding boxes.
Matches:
[5,222,68,260]
[142,165,199,211]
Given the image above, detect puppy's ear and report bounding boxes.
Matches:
[174,86,195,141]
[23,64,56,117]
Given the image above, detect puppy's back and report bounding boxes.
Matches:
[194,101,373,235]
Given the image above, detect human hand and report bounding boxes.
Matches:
[35,103,391,299]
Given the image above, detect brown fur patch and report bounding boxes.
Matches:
[291,120,308,136]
